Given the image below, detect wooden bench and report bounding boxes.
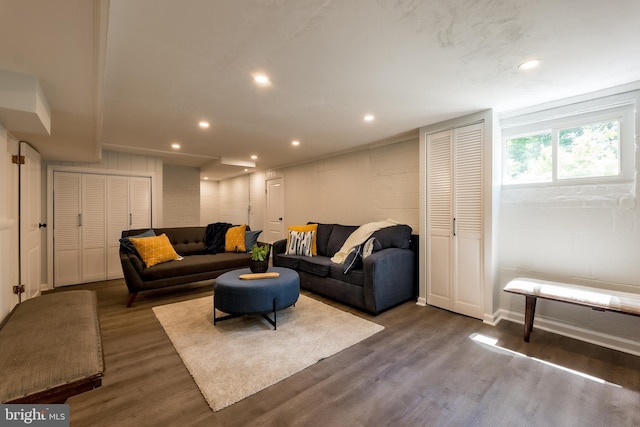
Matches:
[504,278,640,342]
[0,290,104,403]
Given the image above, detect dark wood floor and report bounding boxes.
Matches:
[54,280,640,427]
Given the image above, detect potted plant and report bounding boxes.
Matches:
[249,243,271,273]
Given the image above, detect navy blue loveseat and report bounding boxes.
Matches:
[273,223,418,315]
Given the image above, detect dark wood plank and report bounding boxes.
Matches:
[48,279,640,427]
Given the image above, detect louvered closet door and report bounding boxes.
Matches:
[81,174,107,283]
[453,123,483,319]
[129,177,151,229]
[53,172,82,286]
[107,176,130,279]
[426,130,453,310]
[106,176,151,279]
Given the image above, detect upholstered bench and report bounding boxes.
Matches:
[213,267,300,330]
[0,290,104,403]
[504,278,640,342]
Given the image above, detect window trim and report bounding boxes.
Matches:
[501,100,635,188]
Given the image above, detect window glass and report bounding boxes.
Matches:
[557,120,620,179]
[504,132,552,184]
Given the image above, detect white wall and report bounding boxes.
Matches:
[249,172,266,233]
[217,174,251,226]
[0,127,19,321]
[265,138,419,232]
[200,180,219,226]
[163,164,200,227]
[497,88,640,354]
[200,173,265,234]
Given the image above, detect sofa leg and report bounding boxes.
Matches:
[126,293,138,308]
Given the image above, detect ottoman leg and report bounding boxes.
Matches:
[213,294,217,325]
[261,298,278,330]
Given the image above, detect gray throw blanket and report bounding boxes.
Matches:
[203,222,232,254]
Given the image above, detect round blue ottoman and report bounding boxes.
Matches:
[213,267,300,330]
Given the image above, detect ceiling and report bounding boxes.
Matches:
[2,0,640,180]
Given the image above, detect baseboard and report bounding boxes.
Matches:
[415,297,427,307]
[483,309,507,326]
[499,309,640,357]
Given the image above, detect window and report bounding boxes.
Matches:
[502,101,634,186]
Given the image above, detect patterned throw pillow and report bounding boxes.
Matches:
[129,233,182,267]
[287,224,318,255]
[286,230,314,256]
[225,224,246,252]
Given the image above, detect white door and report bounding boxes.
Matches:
[426,123,484,319]
[107,175,129,279]
[53,172,82,286]
[129,176,151,229]
[426,130,453,310]
[265,177,284,243]
[106,175,151,279]
[19,142,42,300]
[452,124,483,319]
[80,174,107,283]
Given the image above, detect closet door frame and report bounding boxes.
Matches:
[46,165,156,287]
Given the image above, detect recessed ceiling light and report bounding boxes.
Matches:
[364,114,375,122]
[244,168,249,172]
[250,155,258,160]
[171,143,181,149]
[253,74,270,86]
[199,121,210,128]
[203,177,209,180]
[518,59,541,70]
[292,140,300,146]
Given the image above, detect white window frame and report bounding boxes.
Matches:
[501,95,636,188]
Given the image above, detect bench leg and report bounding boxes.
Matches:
[524,296,537,342]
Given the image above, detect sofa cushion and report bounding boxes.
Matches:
[274,254,302,270]
[298,256,333,277]
[141,253,250,281]
[308,222,334,256]
[130,234,182,267]
[329,263,364,287]
[371,225,412,249]
[326,224,358,257]
[159,227,208,256]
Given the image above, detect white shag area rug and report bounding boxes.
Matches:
[152,294,384,412]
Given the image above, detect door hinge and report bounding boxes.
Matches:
[12,155,25,165]
[12,285,25,295]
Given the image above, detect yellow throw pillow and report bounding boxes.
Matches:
[287,224,318,255]
[129,233,181,267]
[225,224,246,252]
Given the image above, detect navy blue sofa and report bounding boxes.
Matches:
[273,223,418,315]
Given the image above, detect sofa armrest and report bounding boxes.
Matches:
[272,239,287,256]
[362,248,416,314]
[120,251,145,293]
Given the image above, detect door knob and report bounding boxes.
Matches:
[38,223,47,228]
